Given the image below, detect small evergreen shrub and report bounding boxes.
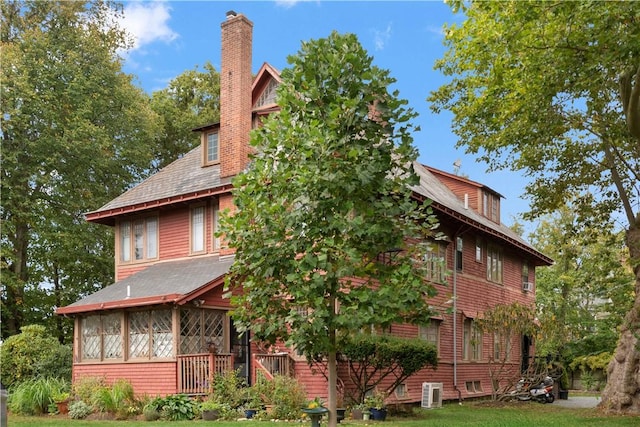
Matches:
[69,400,93,419]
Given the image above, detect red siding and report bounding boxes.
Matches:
[73,361,178,397]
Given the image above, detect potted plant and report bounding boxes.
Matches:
[52,391,71,415]
[243,386,263,419]
[365,390,387,421]
[350,402,367,420]
[200,400,224,420]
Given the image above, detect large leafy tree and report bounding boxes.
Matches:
[1,1,159,342]
[430,1,640,412]
[531,206,634,363]
[221,31,438,426]
[149,62,220,171]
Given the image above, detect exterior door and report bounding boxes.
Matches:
[230,320,250,383]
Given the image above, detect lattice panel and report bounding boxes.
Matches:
[180,309,202,354]
[102,313,122,359]
[153,309,173,357]
[129,312,150,358]
[82,316,100,360]
[204,310,225,352]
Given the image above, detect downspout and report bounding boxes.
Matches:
[452,228,464,404]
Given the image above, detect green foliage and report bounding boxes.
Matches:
[210,369,246,408]
[221,32,438,414]
[0,325,71,387]
[72,376,107,404]
[68,400,93,420]
[91,378,135,417]
[268,375,307,420]
[7,377,68,415]
[149,62,220,171]
[1,0,159,342]
[570,352,613,373]
[147,394,199,421]
[339,334,438,403]
[530,209,633,362]
[364,389,387,410]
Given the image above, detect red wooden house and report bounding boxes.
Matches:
[57,11,552,404]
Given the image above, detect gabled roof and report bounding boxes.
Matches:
[412,163,552,266]
[56,255,234,315]
[85,147,233,225]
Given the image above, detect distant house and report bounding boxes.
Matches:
[57,12,552,403]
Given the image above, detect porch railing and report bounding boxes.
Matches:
[177,353,234,395]
[254,353,294,380]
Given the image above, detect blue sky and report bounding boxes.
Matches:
[117,0,536,234]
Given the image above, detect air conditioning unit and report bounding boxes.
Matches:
[421,382,443,409]
[522,282,533,292]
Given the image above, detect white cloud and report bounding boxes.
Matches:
[373,23,392,51]
[120,2,178,52]
[275,0,301,9]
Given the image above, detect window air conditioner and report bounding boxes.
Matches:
[522,282,533,292]
[421,382,443,409]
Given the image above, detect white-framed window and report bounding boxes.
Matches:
[206,131,219,164]
[493,332,512,361]
[463,318,482,361]
[522,261,530,284]
[119,217,158,263]
[191,205,205,253]
[487,245,503,283]
[465,380,482,393]
[424,243,446,283]
[419,319,440,355]
[80,313,123,361]
[128,309,173,359]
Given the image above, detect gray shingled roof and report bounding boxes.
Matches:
[59,255,234,313]
[89,147,228,215]
[412,162,547,259]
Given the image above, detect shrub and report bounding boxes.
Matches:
[8,377,69,415]
[69,400,93,419]
[147,394,199,421]
[269,374,307,420]
[72,376,107,403]
[210,368,246,408]
[0,325,72,387]
[91,378,136,417]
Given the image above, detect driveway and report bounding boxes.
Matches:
[554,396,600,409]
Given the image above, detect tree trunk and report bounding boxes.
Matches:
[327,293,338,427]
[599,222,640,413]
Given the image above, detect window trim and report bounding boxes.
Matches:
[419,319,441,356]
[190,204,206,254]
[117,216,159,264]
[486,245,504,284]
[463,318,482,361]
[203,130,220,165]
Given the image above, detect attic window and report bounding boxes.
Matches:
[483,191,500,223]
[205,131,219,164]
[255,79,278,108]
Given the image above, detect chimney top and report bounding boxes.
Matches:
[226,10,238,19]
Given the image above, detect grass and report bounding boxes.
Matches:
[7,401,639,427]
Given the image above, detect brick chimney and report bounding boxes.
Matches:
[219,11,253,179]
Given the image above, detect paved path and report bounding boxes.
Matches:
[554,396,600,409]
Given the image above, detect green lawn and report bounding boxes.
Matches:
[7,402,639,427]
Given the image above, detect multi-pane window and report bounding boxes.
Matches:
[206,132,219,163]
[129,309,173,359]
[487,245,503,283]
[179,308,226,354]
[191,206,205,253]
[483,192,500,223]
[463,319,482,360]
[493,332,512,361]
[424,244,446,283]
[119,217,158,263]
[80,314,123,361]
[419,319,440,355]
[254,79,278,108]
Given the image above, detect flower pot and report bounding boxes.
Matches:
[55,400,69,415]
[336,408,346,423]
[363,411,370,420]
[351,409,363,420]
[369,407,387,421]
[245,408,258,419]
[558,390,569,400]
[202,409,219,420]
